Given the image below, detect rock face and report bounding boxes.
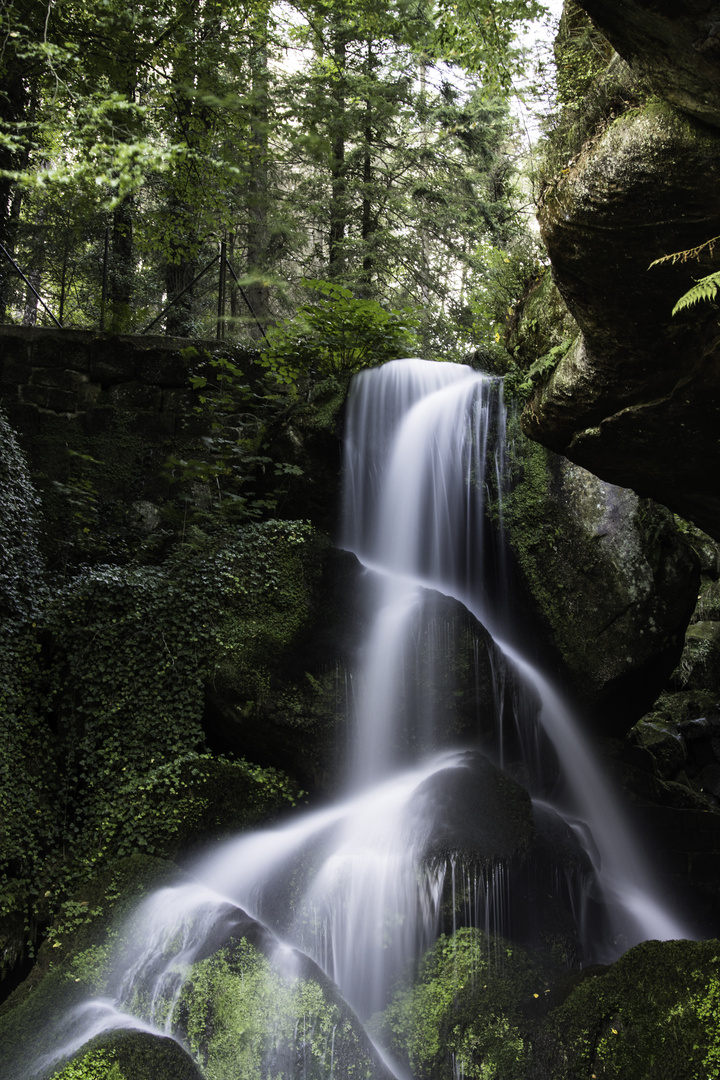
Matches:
[578,0,720,127]
[502,431,699,734]
[524,5,720,540]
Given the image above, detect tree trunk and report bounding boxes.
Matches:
[164,61,198,338]
[107,195,134,331]
[245,3,271,337]
[360,40,378,294]
[328,18,348,275]
[0,47,30,318]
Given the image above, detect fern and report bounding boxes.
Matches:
[671,271,720,316]
[649,234,720,268]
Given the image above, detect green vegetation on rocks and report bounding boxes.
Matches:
[370,928,546,1080]
[534,939,720,1080]
[173,937,389,1080]
[0,515,323,954]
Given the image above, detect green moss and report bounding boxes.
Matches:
[499,433,582,654]
[50,1047,126,1080]
[57,1031,205,1080]
[370,929,548,1080]
[211,520,320,705]
[535,939,720,1080]
[173,937,386,1079]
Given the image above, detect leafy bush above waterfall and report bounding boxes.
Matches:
[258,279,420,383]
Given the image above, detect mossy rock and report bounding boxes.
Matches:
[0,856,184,1078]
[529,92,720,541]
[370,928,552,1080]
[671,621,720,695]
[172,934,393,1080]
[695,578,720,622]
[534,938,720,1080]
[50,1030,204,1079]
[500,430,697,736]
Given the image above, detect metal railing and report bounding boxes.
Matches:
[0,237,268,342]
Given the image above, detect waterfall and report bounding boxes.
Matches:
[28,358,690,1078]
[342,360,688,949]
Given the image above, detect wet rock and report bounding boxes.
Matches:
[502,433,698,735]
[577,0,720,127]
[413,753,597,965]
[412,751,534,865]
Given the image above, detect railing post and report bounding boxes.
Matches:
[100,227,109,331]
[216,238,227,340]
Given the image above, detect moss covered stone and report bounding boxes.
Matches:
[370,928,551,1080]
[173,935,392,1080]
[50,1032,204,1080]
[500,426,697,735]
[534,938,720,1080]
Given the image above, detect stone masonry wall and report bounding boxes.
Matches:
[0,325,257,568]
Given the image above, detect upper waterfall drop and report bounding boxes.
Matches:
[342,358,506,601]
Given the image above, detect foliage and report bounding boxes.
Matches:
[504,339,571,398]
[371,929,542,1079]
[168,355,305,527]
[0,408,56,929]
[649,233,720,316]
[0,518,314,937]
[50,1048,124,1080]
[669,271,720,315]
[535,939,720,1080]
[0,0,544,353]
[466,236,547,367]
[258,279,419,383]
[173,936,379,1080]
[431,0,547,87]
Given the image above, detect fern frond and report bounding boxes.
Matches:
[671,271,720,316]
[649,233,720,269]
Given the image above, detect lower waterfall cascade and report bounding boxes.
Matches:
[25,358,694,1079]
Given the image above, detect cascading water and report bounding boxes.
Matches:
[27,358,691,1079]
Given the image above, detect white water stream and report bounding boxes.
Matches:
[30,358,690,1077]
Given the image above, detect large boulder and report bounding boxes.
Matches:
[411,752,598,965]
[374,932,720,1080]
[502,431,699,734]
[577,0,720,127]
[534,938,720,1080]
[526,92,720,540]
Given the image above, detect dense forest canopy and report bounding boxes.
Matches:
[0,0,551,355]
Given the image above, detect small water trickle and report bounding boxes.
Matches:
[29,358,694,1078]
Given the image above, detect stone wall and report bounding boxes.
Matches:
[0,324,254,435]
[0,325,257,568]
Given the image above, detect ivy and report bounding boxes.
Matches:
[166,355,306,530]
[1,517,313,939]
